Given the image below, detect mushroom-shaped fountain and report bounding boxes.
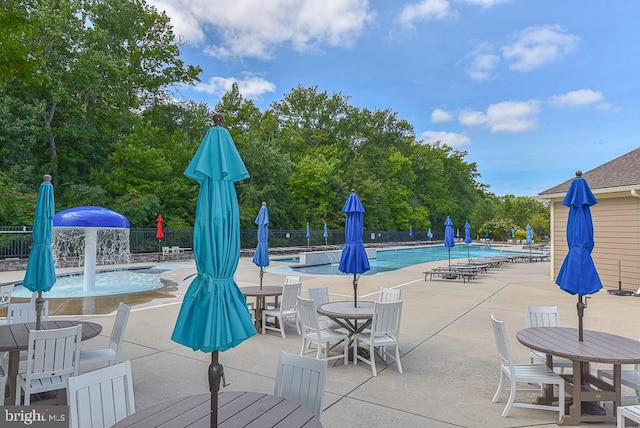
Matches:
[53,206,130,292]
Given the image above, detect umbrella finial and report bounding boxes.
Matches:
[43,174,52,183]
[351,188,356,193]
[261,201,267,207]
[213,113,224,126]
[575,171,582,177]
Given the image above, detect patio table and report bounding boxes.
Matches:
[112,391,323,427]
[317,301,374,337]
[517,326,640,425]
[240,286,282,331]
[0,320,103,405]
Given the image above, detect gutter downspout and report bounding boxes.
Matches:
[632,190,640,294]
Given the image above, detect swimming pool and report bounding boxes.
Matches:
[270,245,534,276]
[12,267,169,298]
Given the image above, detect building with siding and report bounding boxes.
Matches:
[537,148,640,292]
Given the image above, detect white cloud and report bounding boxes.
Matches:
[420,131,471,148]
[193,74,276,100]
[548,89,603,107]
[458,100,540,133]
[461,0,511,7]
[149,0,374,59]
[399,0,456,26]
[431,108,453,123]
[465,43,500,81]
[501,25,579,72]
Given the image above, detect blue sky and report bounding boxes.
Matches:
[149,0,639,197]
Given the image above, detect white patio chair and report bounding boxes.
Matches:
[379,287,401,303]
[597,337,640,402]
[274,351,327,422]
[0,285,12,310]
[490,314,565,420]
[297,297,348,364]
[80,302,131,367]
[307,287,340,330]
[524,305,572,373]
[353,301,403,376]
[161,246,170,260]
[67,360,136,428]
[16,325,82,405]
[284,275,301,285]
[618,404,640,427]
[263,282,301,338]
[6,300,49,324]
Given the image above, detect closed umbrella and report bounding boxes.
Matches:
[338,189,370,307]
[22,174,56,330]
[171,115,257,427]
[252,202,269,289]
[306,222,311,246]
[444,217,455,270]
[427,228,433,240]
[555,171,603,341]
[464,221,472,261]
[485,228,489,240]
[409,226,413,240]
[156,214,164,260]
[526,224,533,257]
[323,222,329,246]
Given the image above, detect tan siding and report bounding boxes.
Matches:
[551,195,640,292]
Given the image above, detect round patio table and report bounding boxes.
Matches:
[0,320,103,405]
[240,286,283,331]
[112,391,323,427]
[317,301,374,336]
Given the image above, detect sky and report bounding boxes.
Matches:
[148,0,640,197]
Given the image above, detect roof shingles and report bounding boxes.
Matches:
[538,147,640,195]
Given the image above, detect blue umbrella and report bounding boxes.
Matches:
[252,202,269,289]
[171,115,257,427]
[323,222,329,245]
[23,174,56,330]
[409,225,413,240]
[485,228,489,239]
[555,172,603,341]
[338,189,370,307]
[306,222,311,246]
[464,221,472,261]
[427,228,433,240]
[526,224,533,257]
[444,217,455,269]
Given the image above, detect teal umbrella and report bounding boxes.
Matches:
[171,116,257,427]
[323,222,329,245]
[23,175,56,330]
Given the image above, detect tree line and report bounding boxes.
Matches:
[0,0,549,240]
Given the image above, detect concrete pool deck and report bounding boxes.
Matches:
[1,246,638,427]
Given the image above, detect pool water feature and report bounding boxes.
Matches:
[12,268,169,298]
[271,245,537,276]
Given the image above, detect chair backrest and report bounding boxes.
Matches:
[0,285,13,307]
[285,275,301,285]
[274,351,327,421]
[25,325,82,385]
[525,305,562,328]
[67,360,136,428]
[110,303,131,364]
[161,246,170,255]
[297,296,322,334]
[307,287,330,309]
[280,282,302,311]
[379,287,401,303]
[490,314,514,372]
[370,301,403,338]
[7,301,49,324]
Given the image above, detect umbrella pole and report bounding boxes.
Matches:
[577,296,586,342]
[209,351,223,428]
[353,274,358,308]
[259,267,264,290]
[35,291,44,330]
[448,249,451,271]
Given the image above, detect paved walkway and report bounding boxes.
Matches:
[3,247,639,427]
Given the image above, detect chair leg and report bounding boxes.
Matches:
[370,343,377,376]
[343,339,348,365]
[394,344,403,373]
[279,316,286,339]
[492,371,505,403]
[501,377,517,417]
[262,312,266,335]
[353,338,358,366]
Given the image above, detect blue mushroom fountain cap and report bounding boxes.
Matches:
[53,206,130,228]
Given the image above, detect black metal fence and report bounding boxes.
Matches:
[0,226,440,260]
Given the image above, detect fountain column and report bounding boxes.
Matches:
[83,228,98,292]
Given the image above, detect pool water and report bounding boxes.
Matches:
[284,245,533,276]
[12,268,168,298]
